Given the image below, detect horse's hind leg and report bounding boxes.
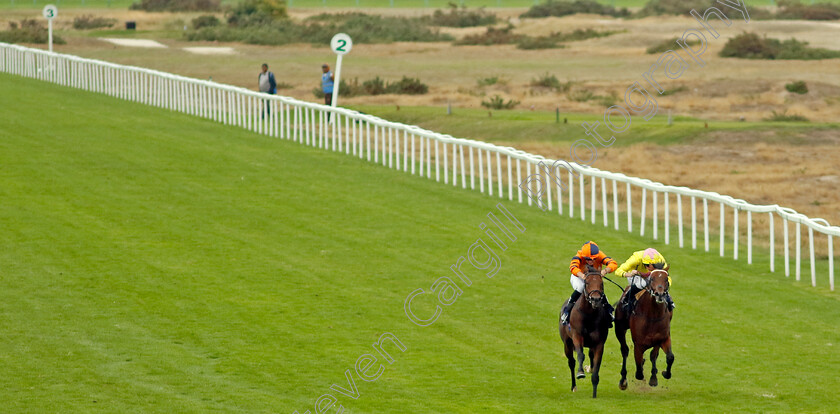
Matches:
[615,325,629,390]
[662,337,675,380]
[633,345,646,381]
[649,345,660,387]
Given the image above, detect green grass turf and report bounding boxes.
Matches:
[351,104,840,148]
[1,71,839,413]
[0,0,815,10]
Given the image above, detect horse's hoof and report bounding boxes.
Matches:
[619,379,628,390]
[571,386,577,392]
[635,372,644,380]
[649,377,658,387]
[663,371,671,379]
[576,371,586,379]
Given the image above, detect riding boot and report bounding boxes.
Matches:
[666,293,676,311]
[604,295,615,321]
[624,285,641,314]
[561,291,582,325]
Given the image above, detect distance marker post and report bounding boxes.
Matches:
[329,33,353,124]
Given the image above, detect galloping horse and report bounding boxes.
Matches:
[559,265,612,398]
[614,269,675,389]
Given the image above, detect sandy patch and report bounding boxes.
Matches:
[183,47,237,55]
[99,38,167,48]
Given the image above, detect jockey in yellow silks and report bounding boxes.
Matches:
[616,248,675,312]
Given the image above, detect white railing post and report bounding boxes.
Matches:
[784,218,790,277]
[612,179,619,230]
[677,193,683,248]
[664,192,670,244]
[579,174,585,221]
[496,152,502,197]
[769,213,775,272]
[795,221,801,281]
[601,177,607,227]
[809,226,816,287]
[486,150,493,197]
[829,235,834,291]
[640,188,647,236]
[720,202,725,257]
[734,208,739,260]
[703,198,710,252]
[747,210,752,265]
[626,182,631,232]
[590,177,596,224]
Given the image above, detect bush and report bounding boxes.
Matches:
[312,76,428,98]
[477,76,500,87]
[776,0,840,20]
[0,19,65,44]
[516,35,561,49]
[720,32,840,60]
[521,0,630,18]
[646,36,700,54]
[227,0,287,27]
[130,0,220,12]
[72,14,117,30]
[785,81,809,94]
[189,12,452,45]
[192,15,221,29]
[766,109,809,122]
[454,25,522,45]
[636,0,717,17]
[529,73,576,93]
[385,76,428,95]
[428,3,497,27]
[481,95,519,110]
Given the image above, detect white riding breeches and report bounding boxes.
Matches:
[630,275,648,289]
[570,274,585,293]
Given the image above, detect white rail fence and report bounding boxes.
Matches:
[2,42,837,291]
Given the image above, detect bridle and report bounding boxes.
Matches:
[583,271,605,308]
[645,269,670,304]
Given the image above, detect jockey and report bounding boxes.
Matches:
[615,248,675,312]
[560,241,618,325]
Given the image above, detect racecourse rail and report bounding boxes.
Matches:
[2,42,837,291]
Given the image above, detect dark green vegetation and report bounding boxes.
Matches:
[766,109,809,122]
[187,10,452,45]
[72,14,118,30]
[130,0,221,11]
[455,25,620,49]
[481,94,520,109]
[785,80,809,94]
[646,37,701,54]
[2,71,840,412]
[0,19,65,44]
[720,32,840,60]
[635,0,717,17]
[426,2,497,27]
[774,0,840,20]
[520,0,631,18]
[312,76,428,98]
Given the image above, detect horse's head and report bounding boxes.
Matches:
[583,265,605,309]
[647,269,670,305]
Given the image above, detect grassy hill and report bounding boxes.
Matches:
[0,72,838,413]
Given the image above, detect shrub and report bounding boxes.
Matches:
[481,95,519,110]
[720,32,840,60]
[785,81,809,94]
[766,109,809,122]
[775,0,840,20]
[428,3,497,27]
[516,35,561,49]
[311,76,428,98]
[636,0,717,17]
[530,73,561,89]
[646,36,700,54]
[192,15,221,29]
[454,25,522,45]
[521,0,630,18]
[569,89,595,102]
[188,12,451,45]
[227,0,287,27]
[477,76,500,87]
[385,76,428,95]
[0,19,65,44]
[130,0,220,12]
[72,14,117,30]
[557,28,620,41]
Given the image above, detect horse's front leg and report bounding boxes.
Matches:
[661,336,675,380]
[615,323,629,390]
[564,339,577,392]
[649,345,660,387]
[590,341,605,398]
[573,336,586,379]
[633,344,646,381]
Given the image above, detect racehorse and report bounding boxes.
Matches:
[614,269,675,389]
[558,265,612,398]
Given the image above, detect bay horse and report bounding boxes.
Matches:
[614,269,675,389]
[558,265,612,398]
